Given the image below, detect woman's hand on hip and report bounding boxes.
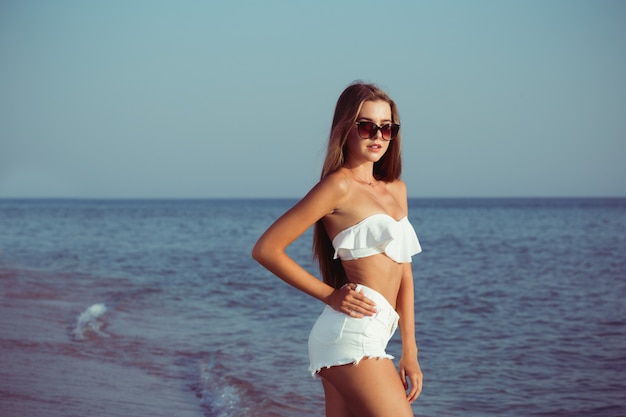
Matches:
[326,283,377,317]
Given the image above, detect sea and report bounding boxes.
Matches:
[0,198,625,417]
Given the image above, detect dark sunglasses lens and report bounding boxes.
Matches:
[357,122,376,139]
[380,125,392,140]
[380,124,399,140]
[389,124,399,139]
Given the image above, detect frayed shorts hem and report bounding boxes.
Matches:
[308,354,395,378]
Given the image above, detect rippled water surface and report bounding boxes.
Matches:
[1,198,625,417]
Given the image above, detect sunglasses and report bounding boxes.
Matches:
[355,121,400,141]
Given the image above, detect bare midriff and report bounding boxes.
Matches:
[341,254,405,308]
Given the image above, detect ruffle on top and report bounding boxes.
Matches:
[332,214,422,263]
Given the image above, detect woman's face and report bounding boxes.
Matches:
[344,100,393,165]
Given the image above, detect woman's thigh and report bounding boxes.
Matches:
[319,358,413,417]
[322,379,354,417]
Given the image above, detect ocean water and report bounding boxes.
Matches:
[0,198,625,417]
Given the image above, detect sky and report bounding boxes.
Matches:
[1,0,625,198]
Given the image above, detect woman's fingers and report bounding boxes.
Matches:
[405,370,422,403]
[407,377,421,402]
[340,284,377,316]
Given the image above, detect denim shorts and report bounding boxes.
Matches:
[308,284,399,376]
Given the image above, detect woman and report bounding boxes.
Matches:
[252,82,423,417]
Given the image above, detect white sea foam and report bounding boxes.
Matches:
[73,303,109,340]
[199,356,251,417]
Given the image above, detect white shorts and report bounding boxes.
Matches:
[308,284,399,377]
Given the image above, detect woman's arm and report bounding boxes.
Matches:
[252,179,339,302]
[391,179,423,402]
[252,175,376,315]
[396,263,422,402]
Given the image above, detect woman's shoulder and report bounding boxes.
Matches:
[386,178,407,195]
[319,169,352,193]
[299,170,351,214]
[385,179,409,211]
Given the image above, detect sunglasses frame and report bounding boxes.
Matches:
[355,121,400,141]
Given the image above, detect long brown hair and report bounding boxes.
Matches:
[313,82,403,288]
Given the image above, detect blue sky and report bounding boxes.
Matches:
[1,0,625,198]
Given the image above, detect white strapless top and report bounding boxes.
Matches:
[332,214,422,263]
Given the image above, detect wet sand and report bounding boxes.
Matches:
[0,271,202,417]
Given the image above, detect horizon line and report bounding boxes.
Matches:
[2,195,625,201]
